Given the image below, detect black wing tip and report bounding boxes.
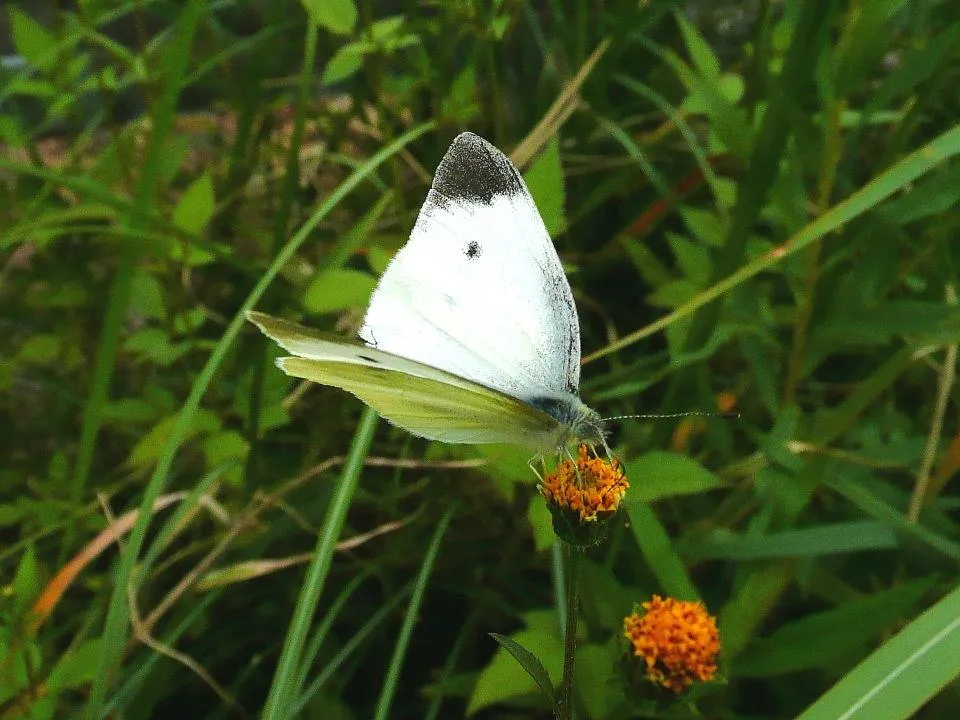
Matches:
[433,131,524,205]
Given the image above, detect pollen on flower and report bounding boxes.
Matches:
[539,444,629,523]
[623,596,720,694]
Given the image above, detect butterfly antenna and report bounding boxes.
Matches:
[603,411,740,421]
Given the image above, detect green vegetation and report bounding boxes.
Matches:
[2,1,959,718]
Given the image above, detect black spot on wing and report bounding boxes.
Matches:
[465,240,481,258]
[433,132,524,205]
[357,354,380,364]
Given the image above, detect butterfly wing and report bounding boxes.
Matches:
[358,132,581,403]
[248,311,562,446]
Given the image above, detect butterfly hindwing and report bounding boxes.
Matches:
[248,311,562,445]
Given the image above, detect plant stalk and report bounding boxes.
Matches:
[559,542,582,720]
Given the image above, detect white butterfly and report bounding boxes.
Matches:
[248,132,605,453]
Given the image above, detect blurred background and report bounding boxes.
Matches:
[2,1,959,718]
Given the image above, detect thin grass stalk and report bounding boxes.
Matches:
[262,407,379,719]
[87,123,434,718]
[373,504,458,720]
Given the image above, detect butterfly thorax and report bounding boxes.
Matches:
[527,393,606,450]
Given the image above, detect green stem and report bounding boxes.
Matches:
[559,542,582,720]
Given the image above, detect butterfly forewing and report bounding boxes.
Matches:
[359,132,581,402]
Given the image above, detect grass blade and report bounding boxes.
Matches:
[262,407,378,720]
[796,583,960,720]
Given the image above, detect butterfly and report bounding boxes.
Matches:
[248,132,606,453]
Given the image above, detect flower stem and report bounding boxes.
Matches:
[559,542,582,720]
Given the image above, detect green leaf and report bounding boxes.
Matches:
[123,328,190,366]
[624,452,724,502]
[9,7,58,71]
[623,500,699,600]
[468,611,561,716]
[796,584,960,720]
[575,642,624,719]
[689,521,900,561]
[172,171,215,234]
[301,0,357,34]
[303,268,376,314]
[127,409,221,470]
[48,639,105,691]
[12,545,40,617]
[129,273,167,320]
[667,232,712,285]
[679,207,727,246]
[675,10,721,79]
[370,15,405,42]
[17,334,61,364]
[486,633,560,717]
[322,43,366,84]
[880,163,960,224]
[735,580,932,678]
[719,561,794,661]
[527,498,554,553]
[523,136,566,236]
[201,430,248,485]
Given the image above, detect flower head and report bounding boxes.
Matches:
[539,445,628,546]
[623,595,720,694]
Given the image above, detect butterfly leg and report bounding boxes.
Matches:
[562,445,585,486]
[527,454,545,482]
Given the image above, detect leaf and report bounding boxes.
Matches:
[303,268,376,314]
[878,161,960,224]
[486,633,560,716]
[301,0,357,35]
[127,409,221,470]
[795,584,960,720]
[123,328,190,366]
[679,207,727,246]
[129,273,167,320]
[9,7,58,71]
[575,642,624,718]
[735,580,932,678]
[201,430,248,485]
[623,500,699,601]
[688,521,900,561]
[667,232,712,285]
[527,498,554,553]
[369,15,405,42]
[13,545,40,617]
[172,171,215,234]
[467,610,562,716]
[17,334,61,364]
[523,136,566,236]
[675,11,720,79]
[719,561,794,661]
[624,452,724,502]
[47,639,104,691]
[322,43,367,84]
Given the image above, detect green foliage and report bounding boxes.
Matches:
[2,0,960,718]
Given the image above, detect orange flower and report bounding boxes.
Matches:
[539,445,629,522]
[623,596,720,693]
